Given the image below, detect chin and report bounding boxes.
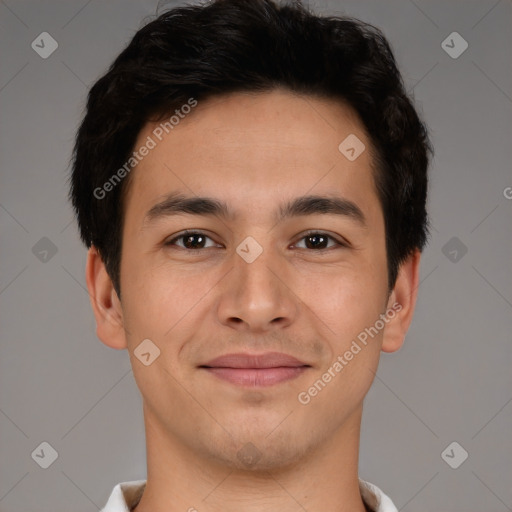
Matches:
[200,426,312,473]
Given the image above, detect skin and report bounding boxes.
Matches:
[86,88,421,512]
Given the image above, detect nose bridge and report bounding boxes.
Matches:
[235,237,282,307]
[236,239,278,297]
[216,235,297,331]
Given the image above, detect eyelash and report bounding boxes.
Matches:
[164,230,347,251]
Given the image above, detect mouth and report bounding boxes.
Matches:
[199,352,311,387]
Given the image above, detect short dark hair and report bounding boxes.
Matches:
[69,0,433,299]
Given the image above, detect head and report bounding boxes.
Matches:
[70,0,432,471]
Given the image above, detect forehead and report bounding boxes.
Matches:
[123,89,381,227]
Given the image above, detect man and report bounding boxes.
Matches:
[69,0,432,510]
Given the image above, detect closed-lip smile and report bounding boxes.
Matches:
[199,352,311,387]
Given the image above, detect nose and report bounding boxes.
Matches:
[216,242,298,333]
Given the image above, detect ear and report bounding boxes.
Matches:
[381,248,421,353]
[85,246,127,350]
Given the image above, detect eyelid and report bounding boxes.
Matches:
[292,230,348,249]
[165,230,221,248]
[165,229,348,250]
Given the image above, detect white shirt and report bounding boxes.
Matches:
[100,478,398,512]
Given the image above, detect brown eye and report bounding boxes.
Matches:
[294,232,344,250]
[165,231,218,250]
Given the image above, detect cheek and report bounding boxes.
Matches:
[293,256,387,340]
[121,258,218,341]
[296,272,387,412]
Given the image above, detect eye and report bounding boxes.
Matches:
[165,231,220,250]
[293,231,346,250]
[164,230,347,251]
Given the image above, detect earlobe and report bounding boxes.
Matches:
[381,248,421,353]
[85,246,127,350]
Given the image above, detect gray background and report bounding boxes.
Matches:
[1,0,511,511]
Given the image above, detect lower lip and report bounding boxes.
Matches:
[203,367,309,387]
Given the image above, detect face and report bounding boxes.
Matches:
[114,89,396,470]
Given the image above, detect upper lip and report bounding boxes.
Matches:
[200,352,310,369]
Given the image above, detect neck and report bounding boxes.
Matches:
[133,403,368,512]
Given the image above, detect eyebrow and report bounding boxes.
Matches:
[142,192,367,228]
